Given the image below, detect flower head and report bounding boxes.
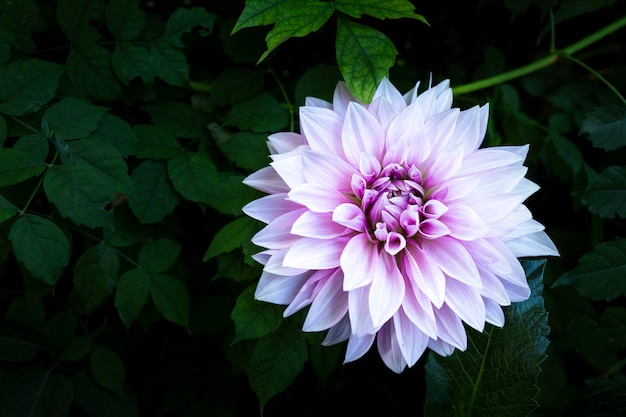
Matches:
[242,78,558,372]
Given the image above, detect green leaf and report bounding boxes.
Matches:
[140,102,202,139]
[133,124,182,159]
[114,268,150,328]
[0,114,6,144]
[6,293,45,330]
[0,0,44,35]
[0,194,19,223]
[205,173,260,215]
[61,335,93,361]
[105,0,145,41]
[0,323,39,362]
[207,67,265,106]
[335,0,428,22]
[150,39,189,87]
[204,216,258,261]
[44,165,115,228]
[0,148,46,186]
[295,65,342,105]
[232,0,293,33]
[258,1,334,62]
[548,132,584,176]
[14,134,49,162]
[0,367,73,417]
[579,166,626,218]
[73,244,120,310]
[129,160,179,223]
[424,260,549,417]
[149,274,190,327]
[0,59,64,116]
[9,214,71,285]
[67,41,122,100]
[580,105,626,151]
[562,376,626,417]
[57,0,102,41]
[164,6,215,47]
[554,238,626,301]
[564,307,626,353]
[168,152,217,203]
[247,322,307,410]
[218,132,270,170]
[91,113,138,157]
[60,139,133,194]
[111,42,156,85]
[90,345,125,397]
[43,311,77,351]
[138,238,181,274]
[335,16,397,103]
[215,252,261,282]
[231,285,283,344]
[43,97,108,141]
[224,93,289,132]
[71,373,138,417]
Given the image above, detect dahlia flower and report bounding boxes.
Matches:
[242,78,558,373]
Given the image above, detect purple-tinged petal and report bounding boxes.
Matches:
[283,237,348,270]
[506,231,559,257]
[476,265,511,305]
[267,132,304,154]
[444,278,486,332]
[372,78,406,110]
[384,232,406,256]
[332,81,357,118]
[291,210,348,239]
[384,100,426,166]
[393,309,428,367]
[440,203,489,241]
[243,166,289,194]
[377,320,407,373]
[369,97,402,131]
[255,270,310,305]
[344,332,375,363]
[402,273,438,339]
[304,96,332,109]
[252,208,307,249]
[423,108,459,155]
[470,165,528,198]
[432,303,467,351]
[302,150,355,191]
[342,102,385,166]
[484,298,505,327]
[341,234,378,290]
[263,248,308,276]
[348,285,376,336]
[422,237,482,288]
[251,249,274,266]
[299,107,346,158]
[455,148,524,178]
[419,219,451,240]
[288,183,349,212]
[402,81,421,104]
[485,205,532,238]
[359,152,382,178]
[283,271,327,316]
[303,269,348,331]
[270,153,306,189]
[333,203,366,232]
[501,218,544,240]
[427,338,456,357]
[452,105,482,156]
[322,314,351,345]
[404,244,446,308]
[369,253,405,328]
[429,176,480,202]
[242,193,300,224]
[421,199,448,219]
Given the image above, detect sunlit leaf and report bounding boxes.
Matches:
[554,238,626,301]
[138,238,182,274]
[9,214,71,285]
[580,105,626,151]
[247,322,307,410]
[73,244,120,310]
[149,274,190,327]
[224,93,289,132]
[231,285,283,344]
[90,345,125,397]
[0,59,64,116]
[579,166,626,219]
[232,0,294,33]
[334,0,427,22]
[129,160,179,224]
[424,260,549,417]
[336,16,397,103]
[105,0,145,41]
[114,268,150,328]
[204,216,258,261]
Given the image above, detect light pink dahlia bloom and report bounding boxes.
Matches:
[242,78,558,373]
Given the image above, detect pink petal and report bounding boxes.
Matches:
[348,285,376,336]
[283,271,327,316]
[377,320,406,373]
[301,150,355,192]
[484,298,505,327]
[288,183,349,213]
[432,303,467,351]
[455,148,525,178]
[369,97,401,131]
[470,165,528,198]
[440,203,489,241]
[369,253,405,328]
[242,193,300,224]
[452,105,482,156]
[270,153,306,189]
[444,278,486,332]
[303,269,348,331]
[332,203,366,232]
[404,244,446,308]
[422,108,459,155]
[332,81,356,118]
[422,237,482,288]
[322,314,351,345]
[402,274,437,338]
[427,338,456,357]
[299,107,346,158]
[263,248,308,276]
[283,237,347,270]
[344,332,375,363]
[372,78,406,110]
[342,102,385,166]
[429,176,480,202]
[291,210,348,239]
[384,232,406,256]
[419,219,451,240]
[384,100,426,166]
[506,231,559,257]
[340,234,378,290]
[243,166,289,194]
[251,208,307,249]
[393,309,428,367]
[255,270,310,304]
[267,132,304,154]
[304,96,332,109]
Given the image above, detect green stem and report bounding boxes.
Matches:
[453,15,626,95]
[564,54,626,105]
[466,327,494,417]
[70,225,141,268]
[19,151,59,216]
[10,116,40,134]
[267,67,295,132]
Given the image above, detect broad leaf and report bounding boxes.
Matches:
[0,0,44,35]
[150,39,189,87]
[73,244,120,310]
[564,307,626,353]
[43,311,77,351]
[224,93,289,132]
[218,132,270,170]
[105,0,145,41]
[579,166,626,218]
[149,274,190,327]
[205,172,260,215]
[0,194,19,224]
[424,260,549,417]
[67,41,122,100]
[91,113,138,157]
[164,6,215,47]
[6,294,46,330]
[133,124,182,159]
[9,214,71,285]
[0,59,64,116]
[140,102,202,138]
[232,0,294,33]
[112,42,156,84]
[129,160,179,223]
[114,268,150,328]
[43,97,108,141]
[294,64,342,105]
[247,322,307,410]
[335,0,428,22]
[231,285,283,344]
[258,1,334,62]
[89,345,125,397]
[0,148,45,187]
[0,114,6,144]
[14,134,49,162]
[554,238,626,301]
[57,0,102,41]
[580,105,626,151]
[168,152,218,203]
[204,216,258,260]
[138,238,182,274]
[207,67,264,106]
[60,335,93,361]
[336,16,397,103]
[44,165,115,228]
[0,367,73,417]
[0,323,39,362]
[71,374,138,417]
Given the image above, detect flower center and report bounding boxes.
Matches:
[350,159,450,255]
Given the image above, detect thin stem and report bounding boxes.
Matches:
[10,116,40,134]
[267,67,295,132]
[453,15,626,95]
[549,9,556,53]
[564,54,626,105]
[68,224,141,268]
[466,327,494,417]
[19,151,59,216]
